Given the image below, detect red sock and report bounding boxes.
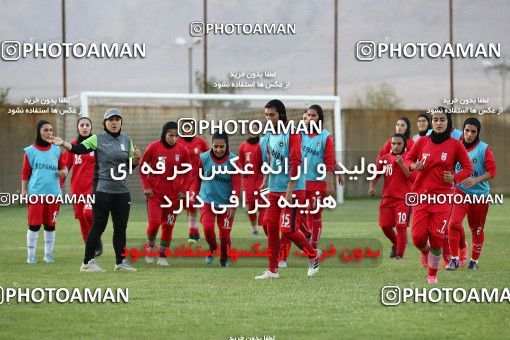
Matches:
[459,227,466,249]
[428,251,441,276]
[159,223,173,257]
[161,223,174,244]
[471,228,484,261]
[282,230,316,258]
[248,212,257,224]
[311,219,322,250]
[396,227,407,257]
[448,223,461,258]
[279,235,291,261]
[299,221,311,240]
[203,223,217,253]
[146,222,160,246]
[267,223,280,273]
[442,237,450,263]
[381,226,397,246]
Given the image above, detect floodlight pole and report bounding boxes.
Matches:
[334,0,338,96]
[449,0,454,105]
[202,0,208,121]
[61,0,67,140]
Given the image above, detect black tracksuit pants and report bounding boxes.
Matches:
[84,191,131,265]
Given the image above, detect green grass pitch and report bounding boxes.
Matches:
[0,199,508,339]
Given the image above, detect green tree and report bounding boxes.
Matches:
[0,87,10,105]
[351,83,403,110]
[195,72,249,109]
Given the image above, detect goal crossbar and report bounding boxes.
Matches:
[79,91,344,203]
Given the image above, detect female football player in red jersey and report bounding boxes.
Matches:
[405,107,472,284]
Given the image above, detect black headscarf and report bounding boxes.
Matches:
[430,107,452,144]
[417,113,431,136]
[309,104,324,125]
[161,121,178,148]
[35,120,52,147]
[76,117,92,144]
[398,117,411,140]
[247,136,260,145]
[265,99,287,123]
[462,117,481,149]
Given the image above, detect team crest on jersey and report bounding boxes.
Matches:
[194,147,199,154]
[52,155,57,161]
[316,141,321,147]
[441,152,448,161]
[472,158,478,164]
[175,154,180,161]
[279,141,284,148]
[120,144,126,151]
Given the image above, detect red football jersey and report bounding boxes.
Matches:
[139,140,191,199]
[178,137,209,195]
[178,136,209,167]
[378,138,414,160]
[238,140,263,188]
[377,152,416,201]
[64,140,95,195]
[405,136,472,195]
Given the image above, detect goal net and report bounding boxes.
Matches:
[65,92,344,204]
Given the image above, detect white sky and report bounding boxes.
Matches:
[0,0,509,109]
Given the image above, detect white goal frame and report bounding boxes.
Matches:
[79,91,344,203]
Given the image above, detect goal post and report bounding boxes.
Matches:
[77,91,344,203]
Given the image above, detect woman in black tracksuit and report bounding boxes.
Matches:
[53,108,141,272]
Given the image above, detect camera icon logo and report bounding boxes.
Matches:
[2,41,21,61]
[381,286,401,306]
[356,40,376,61]
[178,118,197,137]
[0,193,11,207]
[190,22,205,37]
[405,193,419,207]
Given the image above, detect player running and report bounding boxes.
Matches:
[405,108,472,284]
[301,104,337,249]
[279,107,336,266]
[446,118,496,270]
[255,99,322,279]
[178,130,209,244]
[412,113,431,141]
[197,133,240,267]
[425,107,463,140]
[139,121,191,266]
[378,117,414,159]
[369,133,415,259]
[63,117,102,256]
[22,120,67,264]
